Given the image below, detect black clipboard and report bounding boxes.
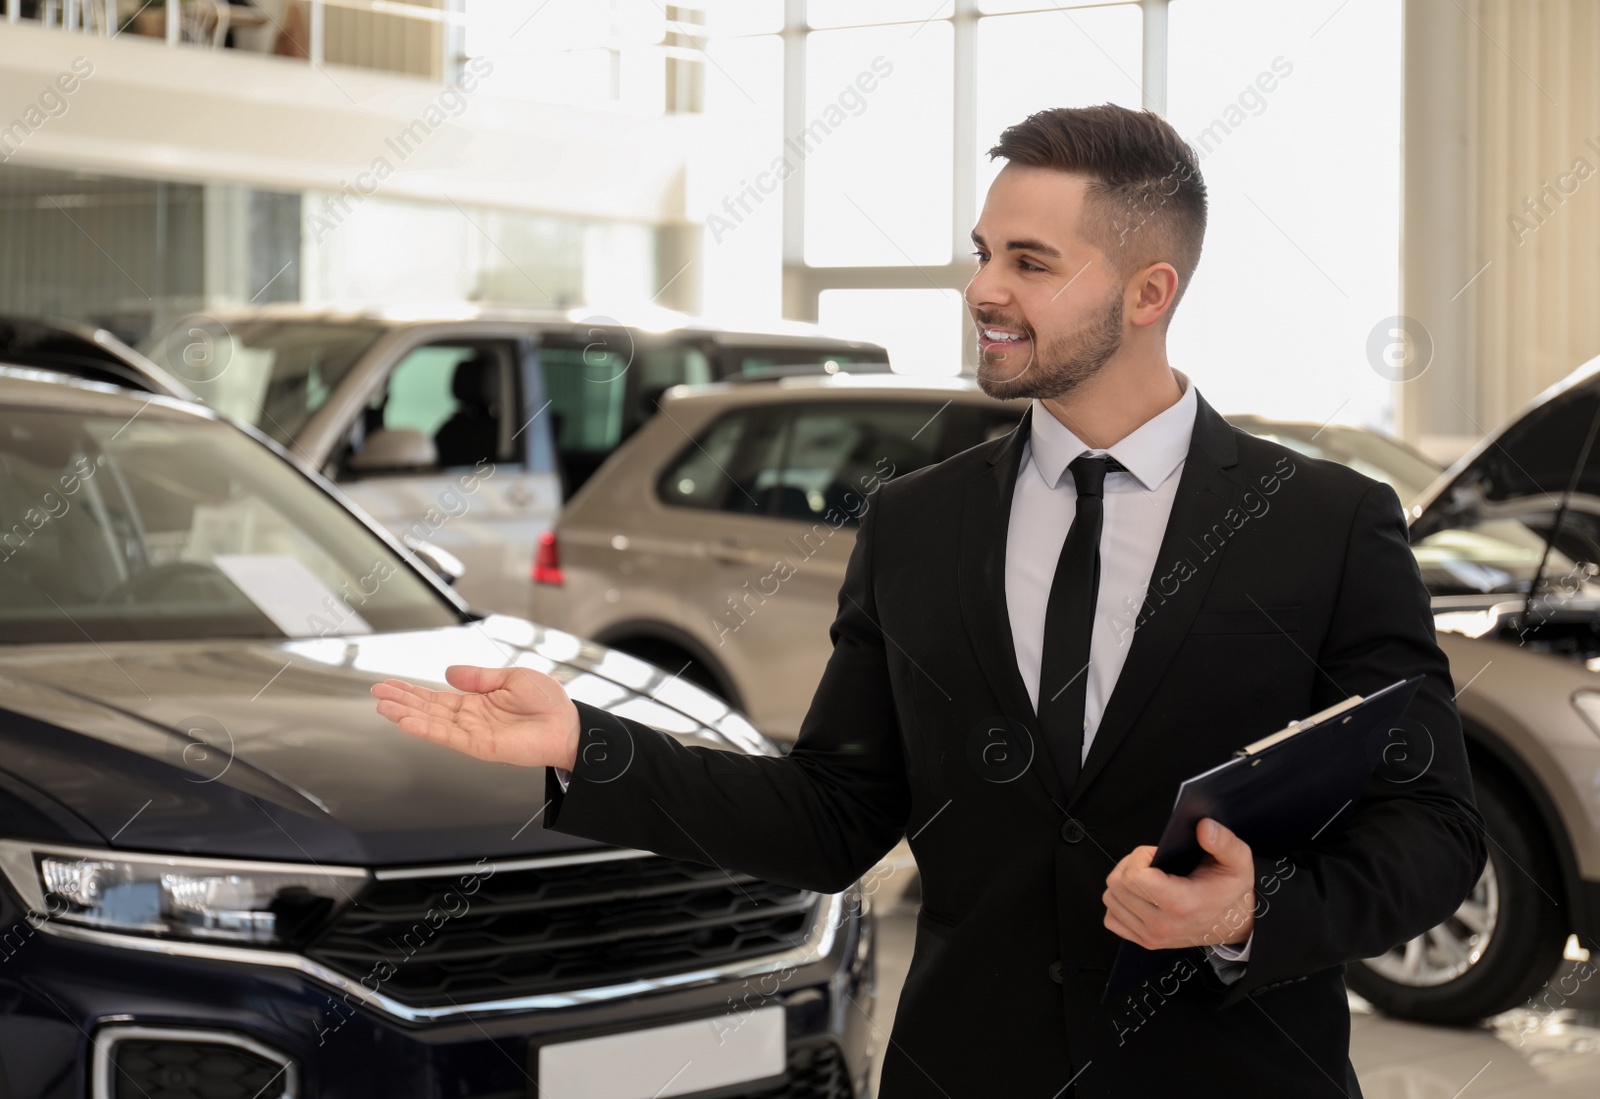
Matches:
[1101,674,1426,1004]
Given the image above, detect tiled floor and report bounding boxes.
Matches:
[865,897,1600,1098]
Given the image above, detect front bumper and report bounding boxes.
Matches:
[0,888,877,1098]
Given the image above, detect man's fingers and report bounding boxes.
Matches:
[1103,908,1147,947]
[372,680,465,714]
[1105,845,1156,886]
[1103,887,1155,938]
[445,664,512,695]
[1196,818,1251,869]
[1112,862,1172,911]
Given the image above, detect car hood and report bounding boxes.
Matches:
[1412,353,1600,538]
[0,615,771,867]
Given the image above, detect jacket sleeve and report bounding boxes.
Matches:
[1220,478,1488,1006]
[540,494,912,894]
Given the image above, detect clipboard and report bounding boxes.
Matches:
[1101,674,1426,1004]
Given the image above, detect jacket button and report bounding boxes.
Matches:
[1060,819,1086,843]
[1048,961,1064,984]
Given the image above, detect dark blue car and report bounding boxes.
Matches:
[0,367,874,1099]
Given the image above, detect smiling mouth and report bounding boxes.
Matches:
[978,326,1031,352]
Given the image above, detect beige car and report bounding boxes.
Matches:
[532,374,1026,740]
[534,366,1600,1028]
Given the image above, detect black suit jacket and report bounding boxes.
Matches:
[544,393,1487,1098]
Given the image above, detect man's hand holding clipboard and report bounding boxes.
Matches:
[1102,675,1427,1002]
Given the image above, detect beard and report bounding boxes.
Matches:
[974,290,1125,401]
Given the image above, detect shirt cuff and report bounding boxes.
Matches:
[554,767,572,792]
[1203,931,1252,985]
[1211,931,1252,962]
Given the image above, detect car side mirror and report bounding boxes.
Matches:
[404,537,465,587]
[347,428,437,474]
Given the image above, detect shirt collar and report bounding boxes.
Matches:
[1027,367,1197,492]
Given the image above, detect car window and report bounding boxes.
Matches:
[0,408,460,643]
[659,402,940,525]
[544,336,715,496]
[542,341,628,455]
[142,320,382,448]
[657,409,756,511]
[350,341,521,472]
[720,345,890,378]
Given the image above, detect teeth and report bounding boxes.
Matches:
[983,328,1026,342]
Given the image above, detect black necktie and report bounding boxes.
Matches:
[1038,453,1126,791]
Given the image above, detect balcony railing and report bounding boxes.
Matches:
[1,0,707,111]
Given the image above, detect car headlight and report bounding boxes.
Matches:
[1572,690,1600,741]
[0,841,368,947]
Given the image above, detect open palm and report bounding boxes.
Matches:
[370,665,580,770]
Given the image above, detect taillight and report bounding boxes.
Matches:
[532,529,564,585]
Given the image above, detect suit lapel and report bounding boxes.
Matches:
[957,403,1070,808]
[957,393,1253,810]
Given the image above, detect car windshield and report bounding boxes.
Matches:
[141,319,383,448]
[0,405,460,643]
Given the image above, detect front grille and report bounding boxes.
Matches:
[304,852,817,1007]
[743,1041,855,1099]
[109,1038,291,1099]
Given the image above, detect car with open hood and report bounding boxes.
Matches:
[0,367,875,1099]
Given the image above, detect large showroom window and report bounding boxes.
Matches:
[698,0,1402,427]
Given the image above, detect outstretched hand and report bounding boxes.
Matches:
[371,665,581,770]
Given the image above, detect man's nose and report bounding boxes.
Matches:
[964,262,1008,312]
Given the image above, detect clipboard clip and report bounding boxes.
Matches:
[1230,692,1367,758]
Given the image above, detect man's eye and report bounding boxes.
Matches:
[971,250,988,264]
[1018,259,1044,272]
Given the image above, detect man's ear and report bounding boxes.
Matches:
[1128,262,1180,328]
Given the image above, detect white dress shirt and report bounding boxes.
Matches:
[1005,369,1251,973]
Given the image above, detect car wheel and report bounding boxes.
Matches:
[1345,771,1567,1024]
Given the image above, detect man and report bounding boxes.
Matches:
[373,105,1485,1098]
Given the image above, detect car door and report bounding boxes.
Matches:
[677,398,957,741]
[333,338,561,613]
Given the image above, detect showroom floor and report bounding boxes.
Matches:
[865,895,1600,1097]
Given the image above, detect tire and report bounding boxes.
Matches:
[1345,771,1567,1024]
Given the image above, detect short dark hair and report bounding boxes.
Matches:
[988,104,1207,319]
